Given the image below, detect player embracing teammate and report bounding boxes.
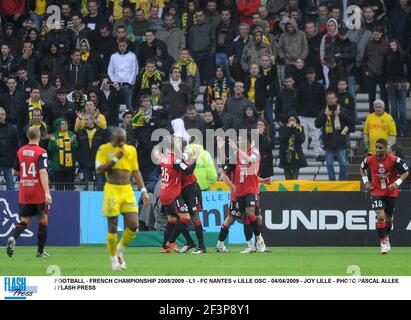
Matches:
[360,138,409,254]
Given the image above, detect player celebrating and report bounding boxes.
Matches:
[7,127,52,258]
[96,128,150,271]
[360,138,409,254]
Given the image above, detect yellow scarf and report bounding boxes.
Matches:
[27,98,43,121]
[57,132,73,167]
[141,70,163,90]
[248,77,257,103]
[325,105,342,134]
[175,57,198,77]
[86,128,96,148]
[81,51,90,62]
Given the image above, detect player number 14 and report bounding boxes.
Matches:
[21,162,36,178]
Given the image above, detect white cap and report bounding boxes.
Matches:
[171,118,190,143]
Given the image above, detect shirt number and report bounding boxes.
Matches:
[21,162,36,178]
[162,167,170,183]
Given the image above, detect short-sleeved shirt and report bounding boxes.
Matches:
[361,153,409,197]
[234,148,261,198]
[364,112,397,155]
[14,144,48,205]
[95,143,139,174]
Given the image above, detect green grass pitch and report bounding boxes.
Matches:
[1,246,411,276]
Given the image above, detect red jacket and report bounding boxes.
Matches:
[0,0,26,15]
[237,0,260,26]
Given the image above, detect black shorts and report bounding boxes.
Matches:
[181,182,203,215]
[237,194,259,213]
[228,200,242,219]
[19,203,49,217]
[161,196,189,217]
[370,196,397,216]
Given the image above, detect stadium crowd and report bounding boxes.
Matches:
[1,0,411,193]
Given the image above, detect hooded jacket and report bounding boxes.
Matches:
[156,24,186,61]
[240,105,259,131]
[186,144,217,191]
[241,32,273,72]
[278,19,309,63]
[41,42,67,79]
[320,18,339,65]
[279,112,307,169]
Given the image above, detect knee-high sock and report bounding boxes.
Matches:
[37,221,48,254]
[376,221,387,242]
[13,221,28,241]
[181,227,195,245]
[194,220,205,248]
[248,215,261,237]
[385,220,392,236]
[243,217,253,242]
[119,228,137,248]
[169,218,190,244]
[218,224,230,242]
[162,221,176,248]
[106,232,118,257]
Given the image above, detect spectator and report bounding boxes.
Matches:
[363,25,389,113]
[229,23,251,81]
[215,8,238,81]
[226,81,254,124]
[108,39,139,110]
[88,24,117,71]
[153,40,175,76]
[21,108,48,149]
[337,79,357,122]
[19,87,50,136]
[98,76,121,127]
[68,12,91,47]
[175,48,201,100]
[183,105,206,132]
[135,60,165,103]
[0,77,24,127]
[76,113,106,190]
[133,8,148,42]
[74,100,107,133]
[188,10,216,85]
[120,110,136,146]
[275,75,298,127]
[54,74,70,92]
[241,28,273,73]
[160,67,191,119]
[49,88,78,133]
[320,18,339,88]
[316,2,329,34]
[138,30,166,66]
[83,0,107,31]
[348,20,373,72]
[205,0,222,32]
[15,41,39,80]
[43,21,72,57]
[257,119,275,179]
[315,91,354,181]
[186,142,218,191]
[181,0,197,36]
[0,43,17,90]
[278,18,309,73]
[288,58,307,90]
[156,14,186,61]
[296,68,326,162]
[39,72,57,106]
[67,84,87,111]
[279,112,307,180]
[305,21,324,83]
[112,5,140,42]
[211,98,238,131]
[266,0,288,18]
[41,42,67,83]
[386,39,410,137]
[364,99,397,155]
[204,66,233,111]
[333,26,357,98]
[16,67,38,98]
[63,49,94,90]
[259,54,279,129]
[147,6,164,31]
[48,118,78,190]
[387,0,409,49]
[1,24,19,57]
[241,105,259,131]
[77,38,102,86]
[363,5,380,32]
[0,106,18,190]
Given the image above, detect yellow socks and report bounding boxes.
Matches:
[106,232,118,257]
[119,228,138,248]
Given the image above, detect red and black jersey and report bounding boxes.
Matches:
[234,147,261,197]
[160,153,197,205]
[14,144,48,205]
[182,173,197,189]
[361,153,409,197]
[223,163,237,202]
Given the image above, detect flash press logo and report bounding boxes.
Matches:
[4,277,37,300]
[0,198,33,239]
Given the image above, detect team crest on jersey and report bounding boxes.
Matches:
[378,168,386,174]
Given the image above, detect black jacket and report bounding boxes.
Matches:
[43,30,72,56]
[76,127,106,169]
[385,51,410,83]
[279,124,307,169]
[0,89,25,125]
[18,101,51,135]
[315,106,355,150]
[98,89,120,127]
[0,122,18,167]
[160,82,192,120]
[259,134,275,178]
[240,106,260,131]
[334,37,357,78]
[275,88,298,124]
[306,32,324,80]
[0,54,17,81]
[49,100,78,132]
[337,91,356,120]
[215,20,238,54]
[41,50,67,80]
[296,80,326,118]
[138,39,167,67]
[16,77,39,99]
[15,54,39,79]
[63,61,94,89]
